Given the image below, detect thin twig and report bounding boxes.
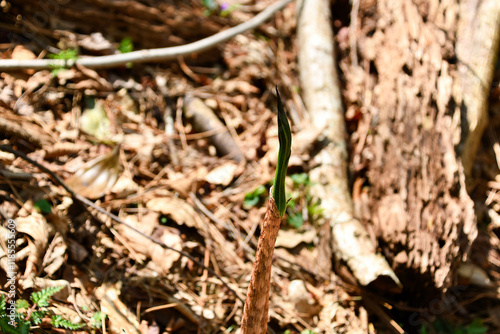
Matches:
[0,144,244,304]
[0,0,294,71]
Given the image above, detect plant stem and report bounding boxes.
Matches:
[240,195,281,334]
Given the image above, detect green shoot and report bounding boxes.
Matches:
[272,88,292,217]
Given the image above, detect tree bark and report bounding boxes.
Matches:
[337,0,498,301]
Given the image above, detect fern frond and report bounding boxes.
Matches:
[51,315,84,330]
[31,285,65,307]
[0,294,5,313]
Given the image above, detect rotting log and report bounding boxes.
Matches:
[335,0,491,302]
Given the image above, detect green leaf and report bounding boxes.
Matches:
[0,294,5,313]
[287,212,303,229]
[290,173,309,185]
[244,185,266,208]
[119,37,134,54]
[34,199,52,214]
[0,316,30,334]
[48,49,78,61]
[90,311,106,329]
[31,310,46,325]
[31,285,65,308]
[15,299,29,312]
[51,315,84,330]
[465,319,487,334]
[272,88,292,217]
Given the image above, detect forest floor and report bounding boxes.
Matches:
[0,0,499,333]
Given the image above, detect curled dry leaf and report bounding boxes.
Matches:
[146,196,204,230]
[42,233,67,276]
[184,96,243,162]
[79,99,111,140]
[20,277,71,301]
[275,229,317,249]
[204,161,238,186]
[66,145,121,199]
[95,282,142,334]
[118,213,182,274]
[287,279,321,317]
[111,175,140,198]
[16,214,49,276]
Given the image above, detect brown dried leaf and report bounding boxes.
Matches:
[146,196,204,229]
[42,233,67,276]
[275,229,317,249]
[95,282,141,334]
[119,213,182,274]
[16,214,49,275]
[204,161,237,186]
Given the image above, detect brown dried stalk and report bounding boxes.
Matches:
[240,195,281,334]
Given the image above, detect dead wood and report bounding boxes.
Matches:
[297,0,401,291]
[184,96,243,162]
[240,194,281,334]
[338,0,482,300]
[454,0,500,177]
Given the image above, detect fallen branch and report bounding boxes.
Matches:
[297,0,401,290]
[0,0,293,71]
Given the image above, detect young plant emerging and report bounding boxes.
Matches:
[273,89,292,217]
[240,88,291,334]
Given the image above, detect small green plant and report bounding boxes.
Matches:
[89,311,107,329]
[0,286,84,333]
[420,318,488,334]
[48,48,79,76]
[118,37,134,54]
[286,173,323,229]
[244,185,267,208]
